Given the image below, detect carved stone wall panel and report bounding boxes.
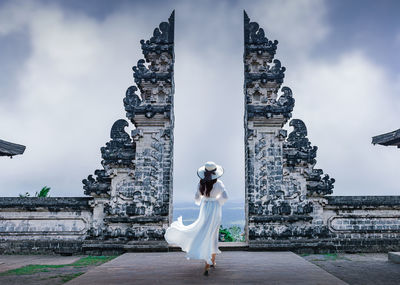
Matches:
[244,52,273,74]
[146,52,174,73]
[136,81,172,104]
[116,179,135,199]
[329,216,400,233]
[0,209,92,241]
[132,129,170,217]
[0,218,86,235]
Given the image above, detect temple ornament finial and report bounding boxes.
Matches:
[140,10,175,58]
[244,10,278,57]
[283,118,335,196]
[101,119,135,168]
[125,12,175,125]
[244,12,290,120]
[83,119,135,197]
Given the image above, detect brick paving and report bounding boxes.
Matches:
[66,251,347,285]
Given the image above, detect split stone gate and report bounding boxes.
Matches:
[1,11,400,254]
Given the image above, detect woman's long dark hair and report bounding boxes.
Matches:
[199,178,217,197]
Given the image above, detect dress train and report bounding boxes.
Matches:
[164,197,222,265]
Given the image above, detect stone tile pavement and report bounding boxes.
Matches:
[66,251,347,285]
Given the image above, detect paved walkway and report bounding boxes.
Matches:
[0,255,81,273]
[67,251,347,285]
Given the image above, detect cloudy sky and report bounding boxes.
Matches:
[0,0,399,203]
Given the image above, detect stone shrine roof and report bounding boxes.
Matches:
[372,129,400,148]
[0,139,26,157]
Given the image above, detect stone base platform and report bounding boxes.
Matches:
[82,241,249,255]
[66,251,347,285]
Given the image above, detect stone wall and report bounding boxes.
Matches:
[248,196,400,253]
[323,196,400,252]
[0,198,92,254]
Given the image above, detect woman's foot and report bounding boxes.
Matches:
[204,263,210,276]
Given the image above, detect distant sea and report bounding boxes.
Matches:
[172,200,245,230]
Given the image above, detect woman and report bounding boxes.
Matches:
[164,161,228,276]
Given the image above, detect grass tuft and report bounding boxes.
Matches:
[60,272,85,283]
[71,256,116,267]
[0,264,63,276]
[0,255,117,276]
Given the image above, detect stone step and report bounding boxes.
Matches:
[82,241,249,255]
[82,241,168,254]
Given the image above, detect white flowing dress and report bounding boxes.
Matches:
[164,180,228,265]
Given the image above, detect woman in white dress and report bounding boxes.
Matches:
[164,161,228,276]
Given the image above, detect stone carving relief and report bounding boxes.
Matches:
[283,119,335,197]
[116,179,135,199]
[82,119,135,197]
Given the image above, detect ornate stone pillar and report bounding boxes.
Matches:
[244,11,334,248]
[82,12,174,252]
[124,10,174,227]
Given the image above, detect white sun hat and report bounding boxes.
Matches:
[197,161,224,181]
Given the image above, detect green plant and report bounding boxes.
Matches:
[0,264,60,276]
[228,225,245,242]
[18,186,51,198]
[71,256,116,267]
[219,226,234,242]
[60,272,84,283]
[35,186,50,197]
[44,272,85,283]
[219,225,245,242]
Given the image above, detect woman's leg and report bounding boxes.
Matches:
[207,216,220,274]
[211,226,219,266]
[211,253,216,265]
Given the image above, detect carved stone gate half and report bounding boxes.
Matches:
[82,11,335,251]
[243,11,334,249]
[83,12,175,250]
